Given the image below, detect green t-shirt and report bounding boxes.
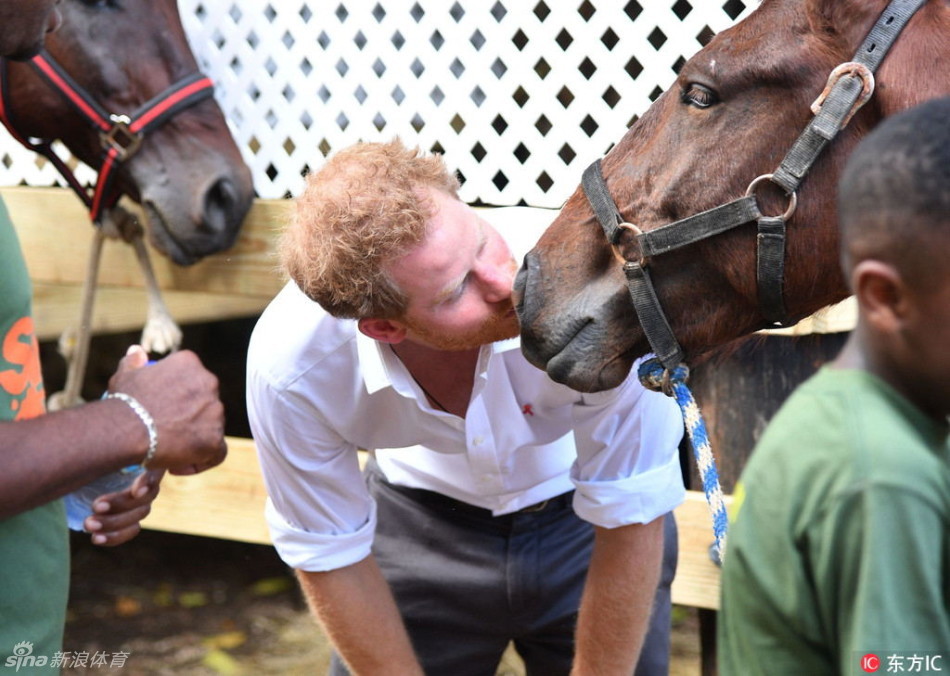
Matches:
[0,196,69,673]
[719,367,950,676]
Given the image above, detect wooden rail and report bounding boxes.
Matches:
[1,186,287,340]
[5,184,726,610]
[141,439,727,610]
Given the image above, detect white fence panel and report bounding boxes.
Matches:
[0,0,755,207]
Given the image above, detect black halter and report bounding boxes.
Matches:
[0,49,215,224]
[582,0,927,372]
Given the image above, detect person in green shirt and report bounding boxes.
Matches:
[718,96,950,675]
[0,2,229,670]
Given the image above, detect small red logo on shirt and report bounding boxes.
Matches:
[522,404,534,416]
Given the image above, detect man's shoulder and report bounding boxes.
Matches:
[247,281,358,385]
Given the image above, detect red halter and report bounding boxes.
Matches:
[0,49,215,224]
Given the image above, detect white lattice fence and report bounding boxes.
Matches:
[0,0,755,206]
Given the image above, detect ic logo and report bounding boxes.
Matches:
[861,654,880,673]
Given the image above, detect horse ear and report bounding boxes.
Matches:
[358,318,408,344]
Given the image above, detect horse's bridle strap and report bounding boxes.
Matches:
[624,263,685,370]
[756,216,788,323]
[638,196,761,259]
[771,0,927,194]
[582,161,685,370]
[771,75,868,194]
[128,72,215,135]
[0,59,95,204]
[583,160,763,260]
[581,0,927,369]
[29,53,214,139]
[0,50,214,224]
[581,159,625,245]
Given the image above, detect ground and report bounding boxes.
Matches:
[62,529,703,675]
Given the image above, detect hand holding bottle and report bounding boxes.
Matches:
[106,345,228,474]
[64,345,227,543]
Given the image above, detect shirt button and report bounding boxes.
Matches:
[472,436,484,446]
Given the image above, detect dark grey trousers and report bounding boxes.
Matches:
[329,461,678,676]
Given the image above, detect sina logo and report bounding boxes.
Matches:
[5,641,48,671]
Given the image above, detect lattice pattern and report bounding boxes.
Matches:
[0,0,754,206]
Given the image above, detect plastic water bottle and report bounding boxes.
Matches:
[63,359,154,531]
[63,464,146,531]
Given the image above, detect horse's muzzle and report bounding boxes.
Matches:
[513,253,549,369]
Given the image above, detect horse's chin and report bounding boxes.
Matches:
[518,310,639,392]
[542,347,635,393]
[143,204,201,266]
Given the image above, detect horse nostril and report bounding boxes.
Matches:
[514,253,542,327]
[203,179,234,232]
[201,177,237,234]
[513,257,530,313]
[513,258,528,301]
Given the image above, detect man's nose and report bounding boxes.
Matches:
[477,261,515,303]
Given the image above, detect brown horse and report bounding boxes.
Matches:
[1,0,253,266]
[514,0,950,393]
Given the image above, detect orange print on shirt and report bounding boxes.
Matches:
[0,316,46,420]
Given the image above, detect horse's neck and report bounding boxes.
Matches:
[874,2,950,116]
[819,0,950,117]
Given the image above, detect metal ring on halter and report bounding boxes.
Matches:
[616,221,648,267]
[745,174,798,221]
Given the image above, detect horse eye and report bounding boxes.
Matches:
[681,83,717,109]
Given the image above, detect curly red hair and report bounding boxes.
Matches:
[280,139,460,318]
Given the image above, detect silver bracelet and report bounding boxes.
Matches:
[104,392,158,467]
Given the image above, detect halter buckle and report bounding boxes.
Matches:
[810,61,875,129]
[100,114,143,161]
[745,174,797,221]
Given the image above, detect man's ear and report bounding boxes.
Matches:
[358,318,408,344]
[852,260,906,332]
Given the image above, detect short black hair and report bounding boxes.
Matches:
[838,96,950,290]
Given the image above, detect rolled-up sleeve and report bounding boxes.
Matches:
[569,361,686,528]
[247,370,376,572]
[264,497,376,571]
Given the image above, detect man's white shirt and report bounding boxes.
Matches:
[246,207,686,571]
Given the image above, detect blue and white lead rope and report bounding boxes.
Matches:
[638,359,728,563]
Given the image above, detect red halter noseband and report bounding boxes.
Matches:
[0,49,215,224]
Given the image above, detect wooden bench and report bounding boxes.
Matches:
[140,437,727,611]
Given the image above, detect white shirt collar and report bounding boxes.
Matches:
[356,330,395,395]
